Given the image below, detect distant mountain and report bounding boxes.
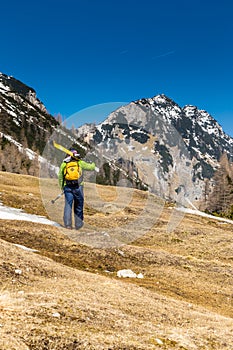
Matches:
[78,94,233,207]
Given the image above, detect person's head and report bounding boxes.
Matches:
[69,148,80,159]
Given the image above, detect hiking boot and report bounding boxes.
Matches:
[65,225,72,229]
[75,222,84,230]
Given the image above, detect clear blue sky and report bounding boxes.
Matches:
[1,0,233,136]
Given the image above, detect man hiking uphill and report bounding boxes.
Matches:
[58,148,96,230]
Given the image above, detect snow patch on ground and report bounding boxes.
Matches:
[117,269,144,278]
[0,202,60,226]
[176,207,233,225]
[13,244,39,253]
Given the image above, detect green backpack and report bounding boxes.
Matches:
[64,161,82,181]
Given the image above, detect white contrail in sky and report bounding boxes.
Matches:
[152,50,175,59]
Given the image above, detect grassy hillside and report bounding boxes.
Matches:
[0,171,233,349]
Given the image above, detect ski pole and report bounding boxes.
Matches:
[51,191,64,204]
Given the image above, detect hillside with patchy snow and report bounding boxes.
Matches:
[0,72,59,175]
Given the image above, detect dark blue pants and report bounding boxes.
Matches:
[63,185,84,229]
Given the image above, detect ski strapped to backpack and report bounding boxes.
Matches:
[52,140,80,160]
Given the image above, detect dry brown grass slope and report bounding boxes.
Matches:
[0,171,233,349]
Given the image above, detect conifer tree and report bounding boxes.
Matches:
[207,153,233,217]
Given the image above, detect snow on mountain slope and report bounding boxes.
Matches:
[0,72,60,175]
[82,94,233,205]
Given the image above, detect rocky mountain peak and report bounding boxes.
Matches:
[0,72,59,175]
[0,72,47,114]
[86,94,233,206]
[152,94,178,105]
[0,72,35,96]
